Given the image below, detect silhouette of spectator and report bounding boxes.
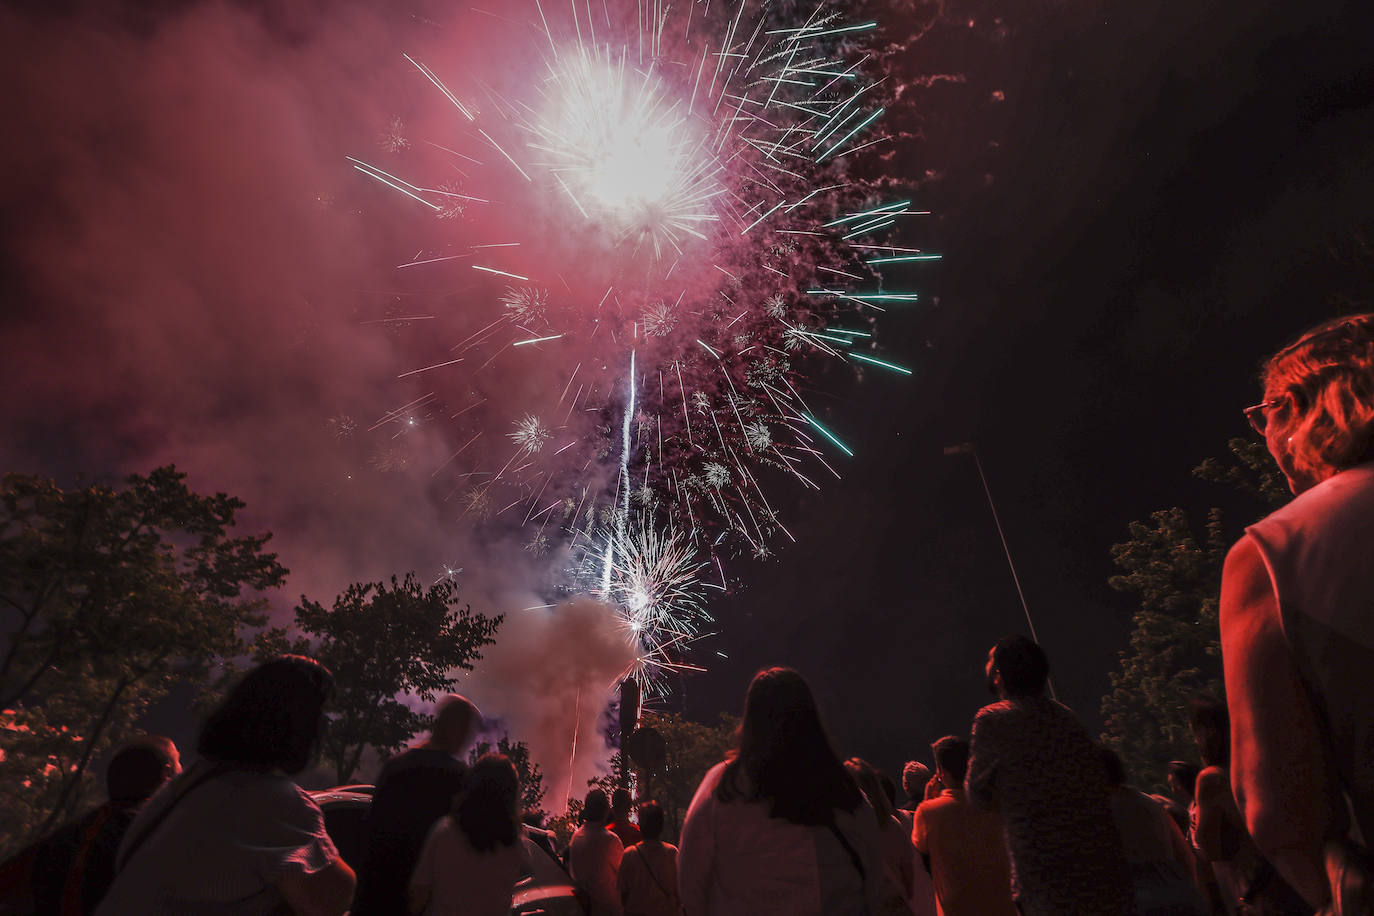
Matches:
[610,788,643,849]
[1189,697,1306,916]
[895,761,929,839]
[965,635,1134,916]
[1165,761,1202,836]
[96,655,354,916]
[846,756,934,916]
[353,693,480,916]
[409,753,525,916]
[618,801,681,916]
[678,666,883,915]
[1100,745,1208,916]
[1221,312,1374,911]
[569,788,625,916]
[30,736,180,915]
[913,735,1015,916]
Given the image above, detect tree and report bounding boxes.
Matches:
[1101,439,1286,790]
[467,735,547,816]
[256,574,502,784]
[0,466,287,857]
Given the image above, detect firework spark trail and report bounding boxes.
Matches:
[350,0,937,685]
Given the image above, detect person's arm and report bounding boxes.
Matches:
[277,857,355,916]
[1190,768,1230,862]
[407,820,442,916]
[1221,535,1332,908]
[965,712,999,813]
[677,764,722,916]
[1163,808,1197,883]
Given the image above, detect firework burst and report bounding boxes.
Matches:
[349,0,939,683]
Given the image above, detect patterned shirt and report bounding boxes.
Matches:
[966,695,1134,916]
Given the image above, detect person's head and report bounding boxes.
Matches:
[1167,760,1201,801]
[986,635,1050,698]
[1254,313,1374,493]
[1189,696,1230,769]
[198,655,333,775]
[453,753,520,852]
[717,666,860,825]
[429,694,480,755]
[901,761,931,800]
[844,757,895,821]
[612,787,633,819]
[106,736,181,803]
[930,735,970,787]
[583,788,611,826]
[1098,744,1127,789]
[637,801,665,842]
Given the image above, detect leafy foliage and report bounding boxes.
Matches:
[255,574,502,784]
[468,734,547,816]
[0,466,286,857]
[1101,439,1287,791]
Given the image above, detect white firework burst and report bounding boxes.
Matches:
[501,286,548,324]
[379,115,410,152]
[703,462,730,489]
[435,179,467,220]
[642,300,677,337]
[691,391,711,414]
[745,420,772,451]
[509,414,551,453]
[765,294,788,318]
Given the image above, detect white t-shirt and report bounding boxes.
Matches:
[410,816,525,916]
[569,824,625,916]
[678,761,884,916]
[96,766,338,916]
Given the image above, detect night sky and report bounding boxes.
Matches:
[3,0,1373,797]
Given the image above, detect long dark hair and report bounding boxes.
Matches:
[714,667,861,826]
[453,753,521,852]
[197,655,333,775]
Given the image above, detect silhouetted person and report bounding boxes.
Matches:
[610,788,643,849]
[913,735,1015,916]
[570,788,625,916]
[354,694,480,916]
[846,756,933,915]
[1189,697,1306,916]
[31,736,180,915]
[409,753,524,916]
[896,761,930,839]
[965,635,1134,916]
[1100,745,1207,916]
[97,655,354,916]
[1221,312,1374,912]
[678,666,883,915]
[618,801,680,916]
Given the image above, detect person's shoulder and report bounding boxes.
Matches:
[973,699,1016,725]
[1195,765,1230,797]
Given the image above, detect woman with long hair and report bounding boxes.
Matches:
[677,667,883,915]
[408,753,525,916]
[96,655,355,916]
[1221,312,1374,914]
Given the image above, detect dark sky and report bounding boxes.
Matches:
[3,0,1373,795]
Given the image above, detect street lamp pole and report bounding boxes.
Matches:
[945,442,1057,700]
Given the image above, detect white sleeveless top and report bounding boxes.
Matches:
[1247,461,1374,842]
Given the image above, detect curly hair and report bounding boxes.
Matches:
[453,753,520,852]
[1263,313,1374,482]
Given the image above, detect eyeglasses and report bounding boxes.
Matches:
[1243,400,1280,435]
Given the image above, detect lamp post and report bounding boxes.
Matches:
[944,442,1057,700]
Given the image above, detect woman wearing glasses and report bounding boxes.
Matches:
[1222,313,1374,914]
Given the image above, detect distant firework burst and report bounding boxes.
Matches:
[349,0,939,686]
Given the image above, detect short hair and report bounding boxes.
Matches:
[901,761,930,798]
[1167,760,1201,798]
[432,695,479,745]
[1263,313,1374,482]
[930,736,970,785]
[638,801,665,841]
[106,736,178,802]
[1189,696,1230,768]
[1099,744,1127,787]
[198,656,334,775]
[612,788,633,813]
[583,788,610,825]
[453,753,520,851]
[990,635,1050,696]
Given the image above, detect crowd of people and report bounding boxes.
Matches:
[5,311,1373,914]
